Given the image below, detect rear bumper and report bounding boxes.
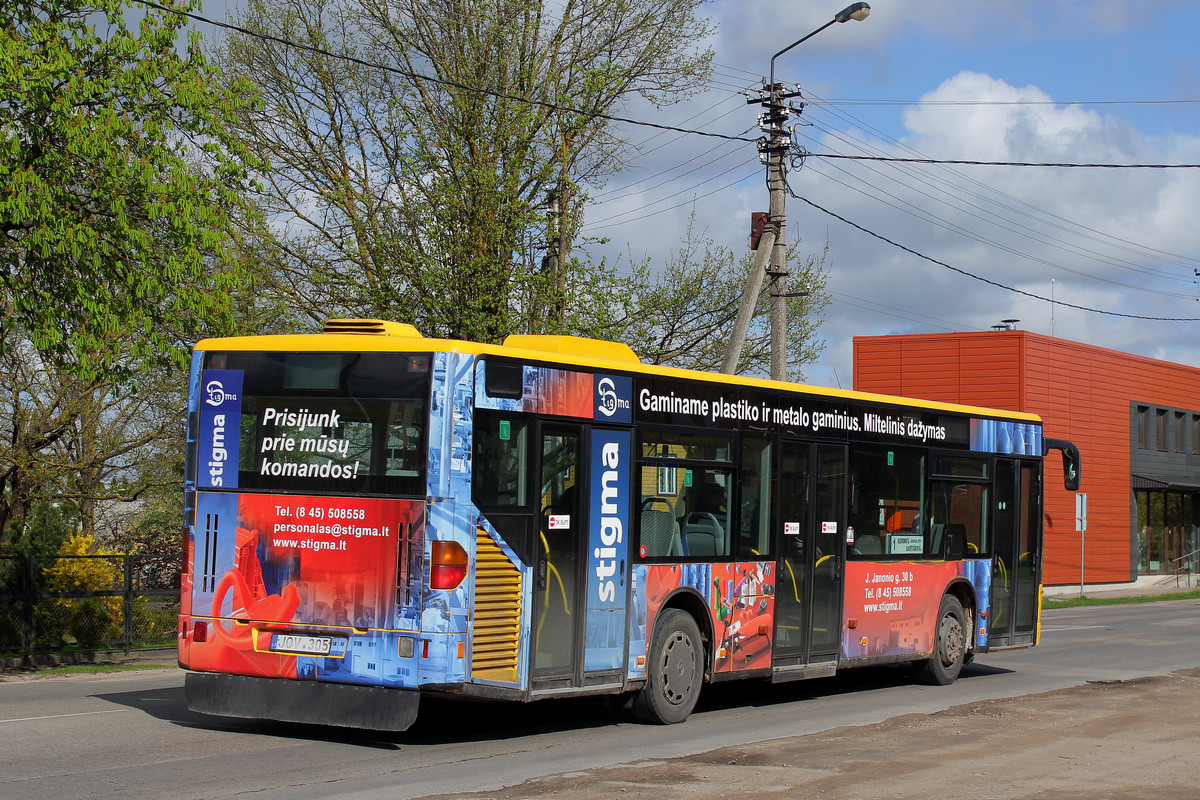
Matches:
[185,671,420,731]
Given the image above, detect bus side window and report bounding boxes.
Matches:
[738,439,771,558]
[639,489,683,558]
[930,481,989,558]
[473,414,529,508]
[848,446,925,559]
[679,470,732,558]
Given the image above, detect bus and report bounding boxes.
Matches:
[179,319,1079,730]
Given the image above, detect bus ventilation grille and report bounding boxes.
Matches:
[471,527,522,684]
[322,318,422,338]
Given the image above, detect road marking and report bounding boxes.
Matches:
[1042,625,1108,632]
[0,709,129,724]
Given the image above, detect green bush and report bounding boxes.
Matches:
[69,597,120,644]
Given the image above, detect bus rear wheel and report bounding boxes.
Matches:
[914,594,966,686]
[632,609,703,724]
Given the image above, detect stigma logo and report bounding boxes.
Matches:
[593,440,623,604]
[206,380,230,407]
[595,376,631,421]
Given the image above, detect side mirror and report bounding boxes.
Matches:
[1044,438,1080,492]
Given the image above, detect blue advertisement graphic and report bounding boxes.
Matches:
[593,374,633,424]
[585,428,631,671]
[970,419,1042,456]
[197,370,243,489]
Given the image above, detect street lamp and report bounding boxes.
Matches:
[720,2,870,380]
[770,2,871,91]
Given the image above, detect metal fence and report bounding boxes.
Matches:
[0,553,180,662]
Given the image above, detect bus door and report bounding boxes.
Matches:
[774,441,847,667]
[990,459,1041,647]
[533,424,631,689]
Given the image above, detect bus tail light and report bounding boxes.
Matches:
[430,540,469,590]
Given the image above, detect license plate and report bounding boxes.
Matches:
[270,633,333,655]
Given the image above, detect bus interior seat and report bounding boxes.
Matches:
[944,524,967,559]
[640,497,683,557]
[853,535,882,555]
[681,511,723,556]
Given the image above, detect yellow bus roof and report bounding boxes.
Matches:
[194,320,1041,424]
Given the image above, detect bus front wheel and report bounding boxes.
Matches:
[632,609,703,724]
[914,594,966,686]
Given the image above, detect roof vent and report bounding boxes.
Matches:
[992,319,1020,331]
[323,319,422,337]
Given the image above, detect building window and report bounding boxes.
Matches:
[1137,406,1149,448]
[1194,415,1200,455]
[1176,412,1186,453]
[1157,409,1167,451]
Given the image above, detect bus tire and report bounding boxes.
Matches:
[914,594,966,686]
[632,609,703,724]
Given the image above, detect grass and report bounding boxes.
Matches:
[35,663,176,675]
[1044,588,1200,608]
[0,662,176,681]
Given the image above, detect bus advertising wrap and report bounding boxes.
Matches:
[187,491,424,685]
[585,428,632,671]
[197,369,242,489]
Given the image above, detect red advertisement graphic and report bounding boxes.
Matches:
[534,368,593,418]
[186,493,420,679]
[640,562,776,676]
[842,561,962,659]
[711,562,775,673]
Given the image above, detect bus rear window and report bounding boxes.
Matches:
[203,351,429,496]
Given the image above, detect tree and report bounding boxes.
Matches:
[0,313,189,549]
[215,0,713,341]
[0,0,262,547]
[0,0,264,375]
[601,216,831,380]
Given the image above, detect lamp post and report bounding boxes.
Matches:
[720,2,870,380]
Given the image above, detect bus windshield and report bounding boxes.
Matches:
[202,350,430,497]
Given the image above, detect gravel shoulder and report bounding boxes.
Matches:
[419,668,1200,800]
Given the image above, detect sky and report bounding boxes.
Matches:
[180,0,1200,390]
[580,0,1200,389]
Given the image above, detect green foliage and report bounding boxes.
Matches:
[108,493,182,556]
[4,499,76,560]
[0,0,265,376]
[218,0,713,342]
[41,532,123,646]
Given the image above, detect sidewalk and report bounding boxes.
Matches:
[1044,574,1198,600]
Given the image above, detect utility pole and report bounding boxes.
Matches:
[721,84,792,380]
[719,3,871,380]
[764,82,797,382]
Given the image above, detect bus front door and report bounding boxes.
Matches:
[533,424,631,690]
[774,441,847,668]
[534,425,583,686]
[990,459,1041,647]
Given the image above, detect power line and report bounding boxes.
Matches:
[584,161,759,231]
[135,0,1200,171]
[794,126,1198,292]
[809,153,1200,169]
[811,98,1200,107]
[799,90,1200,274]
[795,194,1200,322]
[132,0,755,145]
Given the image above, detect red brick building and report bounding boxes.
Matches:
[853,330,1200,587]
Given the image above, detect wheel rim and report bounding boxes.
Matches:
[938,611,965,667]
[660,630,698,705]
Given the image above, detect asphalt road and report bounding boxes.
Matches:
[3,599,1199,800]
